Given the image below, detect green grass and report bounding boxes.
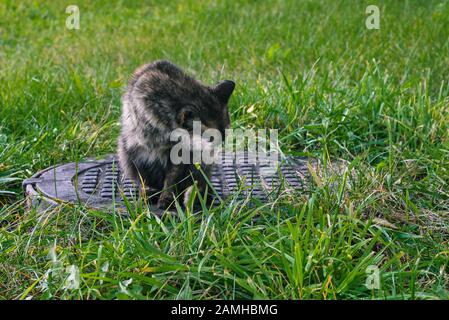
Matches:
[0,0,448,299]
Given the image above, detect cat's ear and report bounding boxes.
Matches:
[212,80,235,104]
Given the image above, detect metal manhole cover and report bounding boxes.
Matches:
[23,152,316,214]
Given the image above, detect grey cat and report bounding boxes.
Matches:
[118,60,235,209]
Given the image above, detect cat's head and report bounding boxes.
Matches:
[178,79,235,141]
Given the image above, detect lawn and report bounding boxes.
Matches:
[0,0,448,299]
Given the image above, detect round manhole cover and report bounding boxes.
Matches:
[23,152,315,214]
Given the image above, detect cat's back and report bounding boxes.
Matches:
[125,60,196,100]
[118,61,183,185]
[121,61,185,131]
[122,60,208,133]
[129,60,184,85]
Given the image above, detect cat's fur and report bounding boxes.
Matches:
[118,60,234,209]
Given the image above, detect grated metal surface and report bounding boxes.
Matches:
[23,152,315,213]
